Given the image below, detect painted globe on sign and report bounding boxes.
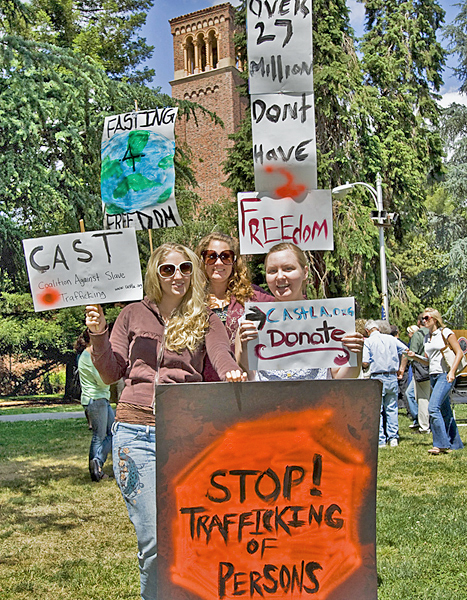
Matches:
[101,130,175,214]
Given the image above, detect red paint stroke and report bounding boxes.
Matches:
[38,287,61,306]
[264,166,306,199]
[254,344,350,366]
[171,408,370,600]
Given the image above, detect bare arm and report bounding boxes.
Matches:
[235,320,259,381]
[447,333,464,383]
[406,350,429,365]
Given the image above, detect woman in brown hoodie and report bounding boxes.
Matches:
[85,242,246,600]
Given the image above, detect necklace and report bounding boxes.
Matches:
[208,294,229,309]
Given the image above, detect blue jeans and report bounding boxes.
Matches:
[86,398,114,466]
[429,373,464,450]
[405,377,418,422]
[112,422,157,600]
[373,374,399,445]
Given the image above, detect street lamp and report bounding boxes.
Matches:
[332,173,393,321]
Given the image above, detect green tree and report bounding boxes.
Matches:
[444,0,467,93]
[12,0,156,84]
[360,0,446,229]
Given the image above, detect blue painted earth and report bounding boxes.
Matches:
[101,130,175,213]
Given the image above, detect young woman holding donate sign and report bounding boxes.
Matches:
[85,242,246,600]
[195,232,273,381]
[236,242,364,381]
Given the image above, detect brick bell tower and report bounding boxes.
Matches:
[170,3,247,204]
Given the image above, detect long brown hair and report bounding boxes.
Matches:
[195,232,254,306]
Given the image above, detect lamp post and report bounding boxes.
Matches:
[332,173,390,320]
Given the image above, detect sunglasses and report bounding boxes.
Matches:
[421,315,431,322]
[201,250,236,265]
[157,261,193,279]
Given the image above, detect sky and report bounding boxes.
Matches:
[141,0,467,106]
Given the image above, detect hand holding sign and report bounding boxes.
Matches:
[86,304,106,334]
[244,305,267,330]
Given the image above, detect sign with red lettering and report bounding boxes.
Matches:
[244,298,356,371]
[155,379,380,600]
[247,0,313,94]
[238,191,333,254]
[22,229,143,311]
[251,92,317,193]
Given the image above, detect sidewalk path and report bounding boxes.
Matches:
[0,411,84,422]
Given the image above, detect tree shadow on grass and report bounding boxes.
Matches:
[0,459,116,539]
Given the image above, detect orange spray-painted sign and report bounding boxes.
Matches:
[155,380,380,600]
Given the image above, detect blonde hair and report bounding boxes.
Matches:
[265,243,309,293]
[423,307,445,329]
[195,232,254,307]
[144,243,209,352]
[407,325,419,336]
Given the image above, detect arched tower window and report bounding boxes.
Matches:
[207,30,218,70]
[184,36,195,75]
[197,33,207,73]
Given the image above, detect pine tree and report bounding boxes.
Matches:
[23,0,156,84]
[360,0,446,229]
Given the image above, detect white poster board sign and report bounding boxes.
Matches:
[23,229,143,312]
[238,190,333,254]
[251,92,317,192]
[247,0,313,94]
[246,298,356,371]
[101,108,182,230]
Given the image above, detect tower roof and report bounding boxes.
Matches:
[169,3,233,25]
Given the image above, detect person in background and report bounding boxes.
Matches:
[85,243,247,600]
[390,323,410,410]
[407,308,464,455]
[195,232,272,381]
[74,329,114,481]
[363,320,408,448]
[405,321,430,433]
[236,242,363,381]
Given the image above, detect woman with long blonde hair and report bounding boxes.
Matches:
[85,242,246,599]
[408,307,464,455]
[195,232,272,381]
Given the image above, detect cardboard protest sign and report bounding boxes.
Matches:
[244,298,356,371]
[247,0,313,94]
[155,379,380,600]
[101,108,182,230]
[22,229,143,311]
[238,190,333,254]
[251,92,317,193]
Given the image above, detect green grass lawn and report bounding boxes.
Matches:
[0,417,139,600]
[1,408,467,599]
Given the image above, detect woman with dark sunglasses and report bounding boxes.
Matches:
[85,242,246,600]
[195,232,273,381]
[407,308,464,455]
